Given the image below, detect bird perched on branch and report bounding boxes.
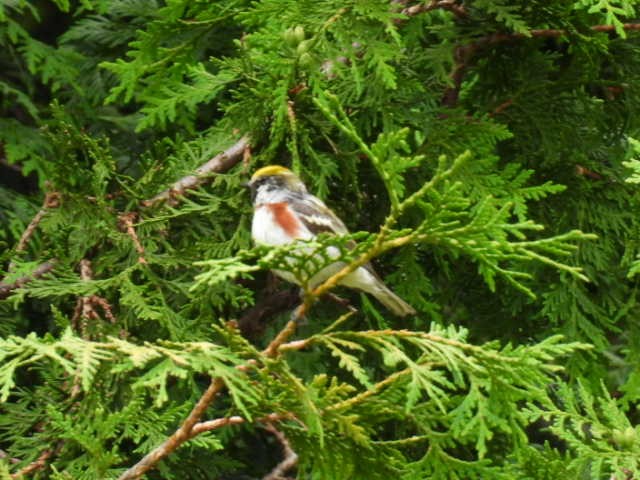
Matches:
[247,165,416,316]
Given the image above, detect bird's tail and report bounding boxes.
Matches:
[370,283,416,317]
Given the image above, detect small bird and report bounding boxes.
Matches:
[247,165,416,316]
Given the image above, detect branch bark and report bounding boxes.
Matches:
[117,305,306,480]
[0,260,57,300]
[12,191,60,259]
[10,442,63,479]
[142,135,250,207]
[401,0,467,19]
[117,377,227,480]
[263,423,298,480]
[441,22,640,108]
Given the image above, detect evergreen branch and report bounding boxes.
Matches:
[312,92,402,212]
[118,309,304,479]
[142,135,250,207]
[117,377,227,480]
[442,22,640,107]
[263,423,298,480]
[304,154,468,303]
[0,260,57,300]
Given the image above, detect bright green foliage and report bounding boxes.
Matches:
[2,1,640,479]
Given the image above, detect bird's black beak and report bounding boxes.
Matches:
[243,179,257,203]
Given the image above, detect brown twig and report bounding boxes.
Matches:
[190,412,295,436]
[13,191,60,256]
[489,98,514,117]
[118,304,306,480]
[0,449,20,464]
[71,259,116,339]
[189,415,245,436]
[142,135,250,207]
[260,298,312,358]
[575,164,604,180]
[10,442,63,479]
[118,212,147,264]
[441,23,640,108]
[0,260,57,300]
[117,377,227,480]
[263,423,298,480]
[401,0,467,19]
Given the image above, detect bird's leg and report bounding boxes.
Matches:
[290,303,307,323]
[291,287,314,324]
[324,292,358,313]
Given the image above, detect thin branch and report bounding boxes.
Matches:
[191,412,295,436]
[575,164,603,180]
[489,98,514,117]
[441,22,640,108]
[118,213,147,264]
[72,259,116,340]
[8,191,61,273]
[262,318,301,358]
[10,442,63,479]
[117,377,226,480]
[0,449,20,464]
[13,191,60,256]
[142,135,250,207]
[118,305,305,480]
[189,415,245,436]
[263,423,298,480]
[0,260,57,300]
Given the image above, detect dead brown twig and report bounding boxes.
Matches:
[13,191,61,257]
[142,135,250,207]
[118,212,148,265]
[71,259,116,339]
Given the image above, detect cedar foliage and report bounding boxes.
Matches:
[1,1,640,479]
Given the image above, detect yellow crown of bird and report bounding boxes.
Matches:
[251,165,294,182]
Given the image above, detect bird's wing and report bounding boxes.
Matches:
[290,194,350,235]
[290,194,382,275]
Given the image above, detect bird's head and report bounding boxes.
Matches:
[247,165,307,204]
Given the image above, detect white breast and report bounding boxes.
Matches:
[251,201,345,289]
[252,205,313,246]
